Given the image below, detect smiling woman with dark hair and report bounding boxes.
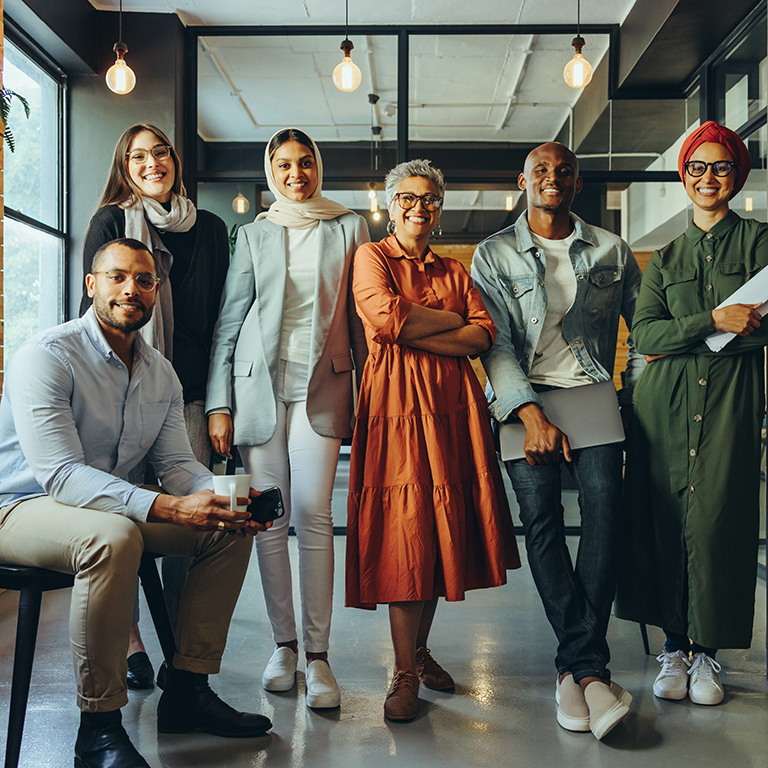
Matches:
[206,127,370,711]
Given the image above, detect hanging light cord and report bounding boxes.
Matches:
[577,0,581,37]
[119,0,123,43]
[345,0,350,41]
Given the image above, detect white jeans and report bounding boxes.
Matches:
[239,360,341,654]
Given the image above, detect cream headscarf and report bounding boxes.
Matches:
[256,129,352,229]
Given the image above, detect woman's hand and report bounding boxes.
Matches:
[711,302,763,336]
[209,413,234,458]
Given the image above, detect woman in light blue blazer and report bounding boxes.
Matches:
[207,128,369,709]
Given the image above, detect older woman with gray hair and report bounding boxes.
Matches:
[346,159,520,721]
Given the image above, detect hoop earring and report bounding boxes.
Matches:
[387,221,396,235]
[431,225,443,240]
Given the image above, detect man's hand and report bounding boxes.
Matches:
[209,413,234,458]
[148,487,272,536]
[516,402,572,466]
[711,302,762,336]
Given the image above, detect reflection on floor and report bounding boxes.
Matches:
[1,470,767,767]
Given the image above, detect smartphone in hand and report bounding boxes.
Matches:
[249,486,285,525]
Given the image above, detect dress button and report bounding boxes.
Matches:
[531,317,539,324]
[706,233,713,239]
[694,414,702,422]
[698,378,707,386]
[690,449,697,457]
[705,284,712,291]
[689,486,695,493]
[705,255,713,262]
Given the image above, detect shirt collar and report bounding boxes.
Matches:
[82,307,152,366]
[379,234,444,269]
[684,209,740,244]
[514,211,597,252]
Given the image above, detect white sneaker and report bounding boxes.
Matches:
[305,659,340,709]
[688,653,724,706]
[262,646,298,692]
[653,650,690,700]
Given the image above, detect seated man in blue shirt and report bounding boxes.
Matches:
[0,239,272,768]
[471,143,643,741]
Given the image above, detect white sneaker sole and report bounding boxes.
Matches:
[653,682,688,701]
[689,687,724,706]
[555,685,590,732]
[590,699,630,740]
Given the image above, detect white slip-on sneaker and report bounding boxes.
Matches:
[688,653,724,706]
[555,674,590,732]
[262,646,298,692]
[584,681,631,740]
[653,650,691,700]
[305,659,340,709]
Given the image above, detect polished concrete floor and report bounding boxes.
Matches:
[1,463,767,767]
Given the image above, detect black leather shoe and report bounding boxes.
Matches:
[126,652,154,690]
[75,710,150,768]
[157,668,271,738]
[156,660,168,691]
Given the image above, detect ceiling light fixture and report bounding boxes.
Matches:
[504,193,516,211]
[232,192,250,215]
[332,0,362,92]
[563,0,593,90]
[105,0,136,95]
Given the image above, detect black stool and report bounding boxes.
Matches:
[1,552,176,768]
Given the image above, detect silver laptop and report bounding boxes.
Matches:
[499,381,625,462]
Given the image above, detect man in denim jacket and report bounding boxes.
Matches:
[471,142,643,741]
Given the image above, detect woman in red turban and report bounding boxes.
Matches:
[616,121,768,706]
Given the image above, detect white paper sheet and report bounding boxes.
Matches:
[704,264,768,352]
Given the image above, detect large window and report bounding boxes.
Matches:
[2,37,65,368]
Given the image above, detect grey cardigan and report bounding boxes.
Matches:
[206,213,370,445]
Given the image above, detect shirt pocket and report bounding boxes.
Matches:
[498,275,536,330]
[140,403,171,451]
[660,267,698,315]
[584,266,623,318]
[718,260,761,298]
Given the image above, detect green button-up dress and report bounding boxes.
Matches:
[615,211,768,649]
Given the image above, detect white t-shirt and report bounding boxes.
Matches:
[280,226,318,364]
[528,229,591,389]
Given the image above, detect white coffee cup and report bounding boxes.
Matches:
[212,473,252,515]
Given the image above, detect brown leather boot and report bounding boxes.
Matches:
[415,647,455,691]
[384,671,419,721]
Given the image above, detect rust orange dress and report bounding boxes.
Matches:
[346,236,520,609]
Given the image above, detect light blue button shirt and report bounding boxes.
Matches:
[0,309,211,521]
[471,212,645,422]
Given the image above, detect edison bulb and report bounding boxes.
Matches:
[563,52,593,89]
[333,55,362,92]
[106,58,136,94]
[232,193,250,215]
[373,211,381,221]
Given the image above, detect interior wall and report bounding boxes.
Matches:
[67,11,185,318]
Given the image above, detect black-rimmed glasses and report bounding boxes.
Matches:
[395,193,443,211]
[684,160,737,177]
[92,270,161,292]
[127,145,172,164]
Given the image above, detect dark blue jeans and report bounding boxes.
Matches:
[506,442,623,683]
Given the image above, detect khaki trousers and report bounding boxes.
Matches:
[0,496,252,712]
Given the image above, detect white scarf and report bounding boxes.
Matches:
[256,129,352,230]
[120,194,197,360]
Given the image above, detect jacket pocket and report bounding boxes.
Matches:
[660,267,697,288]
[139,403,171,450]
[588,266,623,288]
[498,274,536,331]
[233,360,253,377]
[332,354,354,373]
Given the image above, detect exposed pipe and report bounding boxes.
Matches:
[199,38,260,130]
[497,35,536,131]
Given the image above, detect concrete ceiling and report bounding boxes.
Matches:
[89,1,639,145]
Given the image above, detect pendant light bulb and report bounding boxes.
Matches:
[564,37,593,89]
[333,40,362,92]
[232,192,250,215]
[106,43,136,94]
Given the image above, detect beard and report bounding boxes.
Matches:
[93,294,154,333]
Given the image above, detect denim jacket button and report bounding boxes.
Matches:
[531,317,538,324]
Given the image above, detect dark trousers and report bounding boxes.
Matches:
[506,442,623,683]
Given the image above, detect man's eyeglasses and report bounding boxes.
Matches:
[394,193,443,212]
[127,145,172,165]
[92,270,161,292]
[684,160,737,177]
